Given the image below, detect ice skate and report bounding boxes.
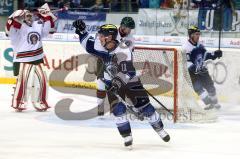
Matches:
[204,104,214,110]
[158,129,170,142]
[32,102,50,112]
[124,135,133,150]
[213,103,221,109]
[12,102,27,112]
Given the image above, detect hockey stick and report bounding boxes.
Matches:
[109,88,144,121]
[104,65,173,116]
[51,6,69,13]
[218,3,223,51]
[145,90,173,116]
[110,82,173,117]
[101,78,144,121]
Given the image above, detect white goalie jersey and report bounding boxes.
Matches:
[6,12,54,63]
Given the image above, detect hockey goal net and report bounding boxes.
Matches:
[133,46,217,123]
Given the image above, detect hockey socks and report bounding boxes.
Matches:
[112,102,133,147]
[141,104,170,142]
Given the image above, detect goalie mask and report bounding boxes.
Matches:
[24,10,33,26]
[98,24,119,52]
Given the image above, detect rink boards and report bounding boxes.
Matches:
[0,39,240,104]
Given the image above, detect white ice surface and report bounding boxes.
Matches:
[0,84,240,159]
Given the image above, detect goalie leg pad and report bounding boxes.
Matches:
[33,64,50,111]
[30,67,40,104]
[12,63,33,111]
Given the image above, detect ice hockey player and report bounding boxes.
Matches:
[73,20,170,148]
[182,25,222,110]
[5,4,56,112]
[94,16,135,116]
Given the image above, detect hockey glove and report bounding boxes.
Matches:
[214,50,222,59]
[72,19,86,35]
[109,76,126,95]
[38,3,57,22]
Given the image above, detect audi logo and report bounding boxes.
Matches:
[205,61,228,84]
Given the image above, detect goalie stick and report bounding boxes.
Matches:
[51,6,69,13]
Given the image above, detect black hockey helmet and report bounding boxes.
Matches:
[188,25,200,37]
[120,17,135,29]
[98,24,118,39]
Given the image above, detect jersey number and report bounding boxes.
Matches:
[121,62,127,72]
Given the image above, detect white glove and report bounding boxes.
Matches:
[38,3,57,22]
[9,10,25,19]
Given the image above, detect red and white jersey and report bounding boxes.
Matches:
[6,17,54,63]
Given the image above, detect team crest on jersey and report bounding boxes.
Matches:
[27,32,40,45]
[194,54,204,72]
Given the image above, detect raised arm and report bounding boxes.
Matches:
[37,3,57,37]
[72,20,111,61]
[5,10,24,37]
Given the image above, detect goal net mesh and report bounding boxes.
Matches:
[133,46,217,122]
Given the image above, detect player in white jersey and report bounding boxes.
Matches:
[73,20,170,148]
[94,17,135,116]
[5,4,56,112]
[182,26,222,110]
